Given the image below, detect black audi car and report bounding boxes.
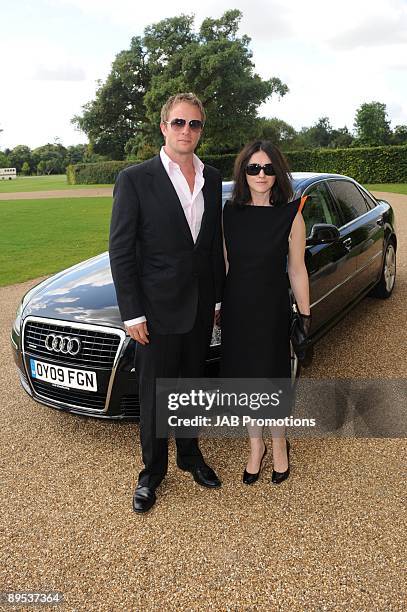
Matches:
[11,173,397,419]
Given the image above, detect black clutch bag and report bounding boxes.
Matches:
[290,302,314,366]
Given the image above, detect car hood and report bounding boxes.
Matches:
[22,252,124,329]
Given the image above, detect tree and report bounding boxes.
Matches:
[72,36,150,160]
[8,145,32,172]
[255,117,297,148]
[391,125,407,145]
[296,117,334,149]
[329,126,354,148]
[37,160,46,175]
[73,11,288,158]
[143,14,196,69]
[0,151,9,167]
[32,143,68,174]
[66,144,89,165]
[309,117,333,148]
[143,11,288,154]
[21,161,31,175]
[353,102,391,146]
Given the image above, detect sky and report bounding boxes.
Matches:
[1,0,407,150]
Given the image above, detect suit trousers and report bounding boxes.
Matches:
[135,302,213,488]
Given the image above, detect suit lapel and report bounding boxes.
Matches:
[148,155,194,247]
[194,167,212,248]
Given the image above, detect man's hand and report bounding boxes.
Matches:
[126,321,149,345]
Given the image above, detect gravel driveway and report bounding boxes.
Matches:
[1,192,406,611]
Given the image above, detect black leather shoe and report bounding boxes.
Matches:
[271,439,290,485]
[243,444,267,485]
[132,485,156,513]
[178,463,221,488]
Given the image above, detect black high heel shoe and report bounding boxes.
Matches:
[271,439,290,485]
[243,444,267,485]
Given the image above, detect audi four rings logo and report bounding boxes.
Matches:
[44,334,82,356]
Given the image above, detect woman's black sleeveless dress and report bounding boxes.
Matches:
[220,198,303,379]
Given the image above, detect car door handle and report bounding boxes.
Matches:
[342,237,352,250]
[376,217,384,226]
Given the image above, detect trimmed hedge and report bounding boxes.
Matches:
[286,145,407,183]
[66,160,137,185]
[200,154,236,179]
[66,155,237,184]
[67,145,407,185]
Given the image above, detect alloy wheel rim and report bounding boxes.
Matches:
[384,244,396,292]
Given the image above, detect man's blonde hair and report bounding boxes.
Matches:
[160,93,206,124]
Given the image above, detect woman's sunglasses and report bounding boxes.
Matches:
[164,118,204,131]
[246,163,275,176]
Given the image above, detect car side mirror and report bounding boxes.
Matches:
[306,223,340,246]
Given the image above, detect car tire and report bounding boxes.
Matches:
[371,239,396,299]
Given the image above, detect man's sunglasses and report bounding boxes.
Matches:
[245,163,276,176]
[164,118,204,131]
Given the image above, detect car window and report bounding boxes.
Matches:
[328,180,369,224]
[359,188,378,210]
[302,182,341,237]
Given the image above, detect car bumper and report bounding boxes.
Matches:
[11,317,221,421]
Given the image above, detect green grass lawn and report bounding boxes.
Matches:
[1,175,405,195]
[1,180,405,287]
[0,174,113,193]
[0,197,112,286]
[364,184,407,195]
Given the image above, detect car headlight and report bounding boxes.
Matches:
[12,302,23,335]
[11,279,48,336]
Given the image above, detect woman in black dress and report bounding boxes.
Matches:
[220,140,311,485]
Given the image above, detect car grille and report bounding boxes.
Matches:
[32,380,107,411]
[24,320,121,368]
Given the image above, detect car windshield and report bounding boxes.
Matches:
[291,178,304,193]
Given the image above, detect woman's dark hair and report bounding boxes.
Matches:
[231,140,293,207]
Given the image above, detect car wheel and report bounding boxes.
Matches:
[371,240,396,299]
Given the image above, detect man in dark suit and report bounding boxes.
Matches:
[109,93,225,513]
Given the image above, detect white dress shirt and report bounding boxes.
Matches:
[124,147,220,327]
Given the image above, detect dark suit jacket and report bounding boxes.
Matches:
[109,155,225,334]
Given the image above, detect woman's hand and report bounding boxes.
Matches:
[298,312,312,338]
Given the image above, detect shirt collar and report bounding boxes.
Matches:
[160,146,204,176]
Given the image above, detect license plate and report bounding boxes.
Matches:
[29,359,97,392]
